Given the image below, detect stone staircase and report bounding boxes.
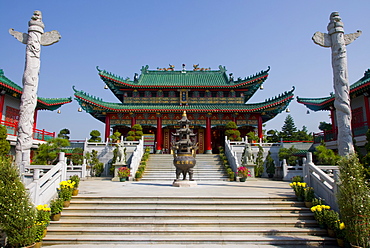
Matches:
[42,195,336,246]
[141,154,229,181]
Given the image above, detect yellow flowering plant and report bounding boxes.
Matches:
[58,180,75,201]
[310,204,331,227]
[334,221,345,239]
[289,182,307,198]
[35,204,51,242]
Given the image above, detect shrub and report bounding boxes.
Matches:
[324,210,339,230]
[337,154,370,247]
[0,157,37,247]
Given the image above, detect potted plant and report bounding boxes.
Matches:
[289,181,306,201]
[265,151,275,178]
[334,221,345,247]
[310,204,331,228]
[69,175,80,196]
[237,166,251,182]
[118,166,130,182]
[304,187,315,208]
[35,204,51,246]
[324,209,339,237]
[50,198,64,221]
[58,180,75,207]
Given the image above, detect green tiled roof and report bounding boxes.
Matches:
[73,86,294,124]
[297,69,370,111]
[98,65,269,89]
[0,69,72,110]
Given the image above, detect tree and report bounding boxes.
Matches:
[32,138,70,165]
[85,150,104,176]
[314,144,339,165]
[295,126,313,141]
[71,147,84,165]
[265,151,275,177]
[278,146,299,166]
[225,121,242,141]
[280,115,297,141]
[88,130,102,142]
[0,125,10,156]
[266,129,280,143]
[110,131,122,143]
[0,156,37,247]
[126,124,143,141]
[361,129,370,179]
[255,145,264,177]
[318,121,332,131]
[57,128,70,140]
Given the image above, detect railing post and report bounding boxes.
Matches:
[33,168,40,180]
[59,152,67,181]
[282,159,288,180]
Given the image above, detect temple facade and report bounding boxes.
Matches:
[297,69,370,149]
[74,64,294,153]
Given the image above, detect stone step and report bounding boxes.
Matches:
[47,218,319,228]
[43,234,335,246]
[70,195,299,202]
[45,226,327,235]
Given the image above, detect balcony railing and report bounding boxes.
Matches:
[313,121,368,143]
[1,120,55,141]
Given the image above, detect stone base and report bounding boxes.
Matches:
[172,180,197,187]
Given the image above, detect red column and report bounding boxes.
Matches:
[330,107,336,130]
[131,114,136,127]
[156,114,163,153]
[0,94,5,121]
[105,114,110,142]
[364,95,370,126]
[258,114,263,141]
[33,109,38,130]
[205,113,212,154]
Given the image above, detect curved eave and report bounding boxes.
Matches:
[297,69,370,112]
[74,87,294,123]
[37,97,72,111]
[0,72,72,111]
[98,69,269,90]
[296,96,333,111]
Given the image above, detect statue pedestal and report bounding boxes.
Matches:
[172,180,197,187]
[245,162,257,179]
[112,162,126,182]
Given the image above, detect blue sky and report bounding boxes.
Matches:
[1,1,369,140]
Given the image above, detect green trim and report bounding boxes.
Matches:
[0,69,72,111]
[297,69,370,111]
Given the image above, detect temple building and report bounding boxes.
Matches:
[0,69,72,154]
[297,69,370,149]
[74,64,294,153]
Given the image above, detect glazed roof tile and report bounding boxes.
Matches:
[297,69,370,111]
[98,65,269,89]
[0,69,72,110]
